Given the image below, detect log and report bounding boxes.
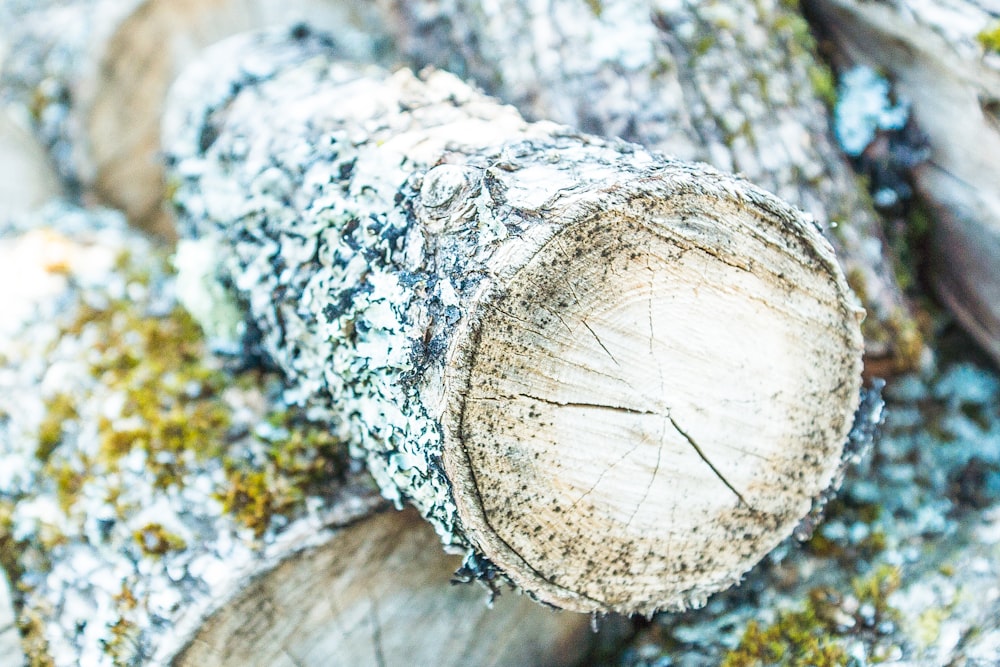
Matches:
[375,0,924,368]
[0,206,593,665]
[803,0,1000,367]
[176,508,595,667]
[0,0,387,238]
[165,28,866,616]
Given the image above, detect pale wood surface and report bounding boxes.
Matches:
[177,508,594,667]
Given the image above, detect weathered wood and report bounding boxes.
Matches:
[0,0,386,238]
[376,0,923,368]
[176,508,595,667]
[804,0,1000,367]
[166,28,865,615]
[0,205,593,666]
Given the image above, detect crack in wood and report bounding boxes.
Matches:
[666,414,751,509]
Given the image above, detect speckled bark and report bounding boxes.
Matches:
[0,0,387,237]
[166,28,866,615]
[804,0,1000,368]
[377,0,920,366]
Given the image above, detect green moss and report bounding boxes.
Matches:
[694,34,716,56]
[582,0,602,18]
[38,249,349,538]
[808,63,838,108]
[721,602,848,667]
[722,567,902,667]
[19,606,55,667]
[852,564,902,624]
[219,412,344,537]
[977,22,1000,53]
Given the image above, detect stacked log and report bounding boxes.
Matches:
[377,0,924,368]
[0,0,387,238]
[165,27,867,616]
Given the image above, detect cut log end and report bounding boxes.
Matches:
[447,189,865,614]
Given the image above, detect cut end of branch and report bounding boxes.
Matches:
[446,185,865,614]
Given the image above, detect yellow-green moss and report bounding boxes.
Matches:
[36,394,77,464]
[722,605,848,667]
[582,0,602,18]
[977,22,1000,53]
[808,63,838,108]
[133,523,187,557]
[722,566,902,667]
[39,250,348,539]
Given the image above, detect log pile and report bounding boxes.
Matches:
[0,1,922,664]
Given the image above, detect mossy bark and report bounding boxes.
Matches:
[0,204,594,666]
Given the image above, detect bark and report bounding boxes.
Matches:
[376,0,924,368]
[0,0,387,239]
[165,28,866,615]
[0,205,592,666]
[804,0,1000,367]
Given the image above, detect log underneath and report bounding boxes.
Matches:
[177,508,594,667]
[166,28,866,615]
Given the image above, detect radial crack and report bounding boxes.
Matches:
[515,392,656,415]
[667,414,751,508]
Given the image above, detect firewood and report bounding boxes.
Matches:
[165,28,866,616]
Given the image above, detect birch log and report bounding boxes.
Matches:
[0,206,593,666]
[165,28,867,616]
[0,0,387,238]
[376,0,923,368]
[804,0,1000,367]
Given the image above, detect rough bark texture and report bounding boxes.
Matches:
[165,28,865,615]
[805,0,1000,368]
[377,0,923,368]
[0,0,387,238]
[0,205,593,666]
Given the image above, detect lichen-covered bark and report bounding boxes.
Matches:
[805,0,1000,368]
[377,0,922,366]
[166,27,867,615]
[0,205,383,665]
